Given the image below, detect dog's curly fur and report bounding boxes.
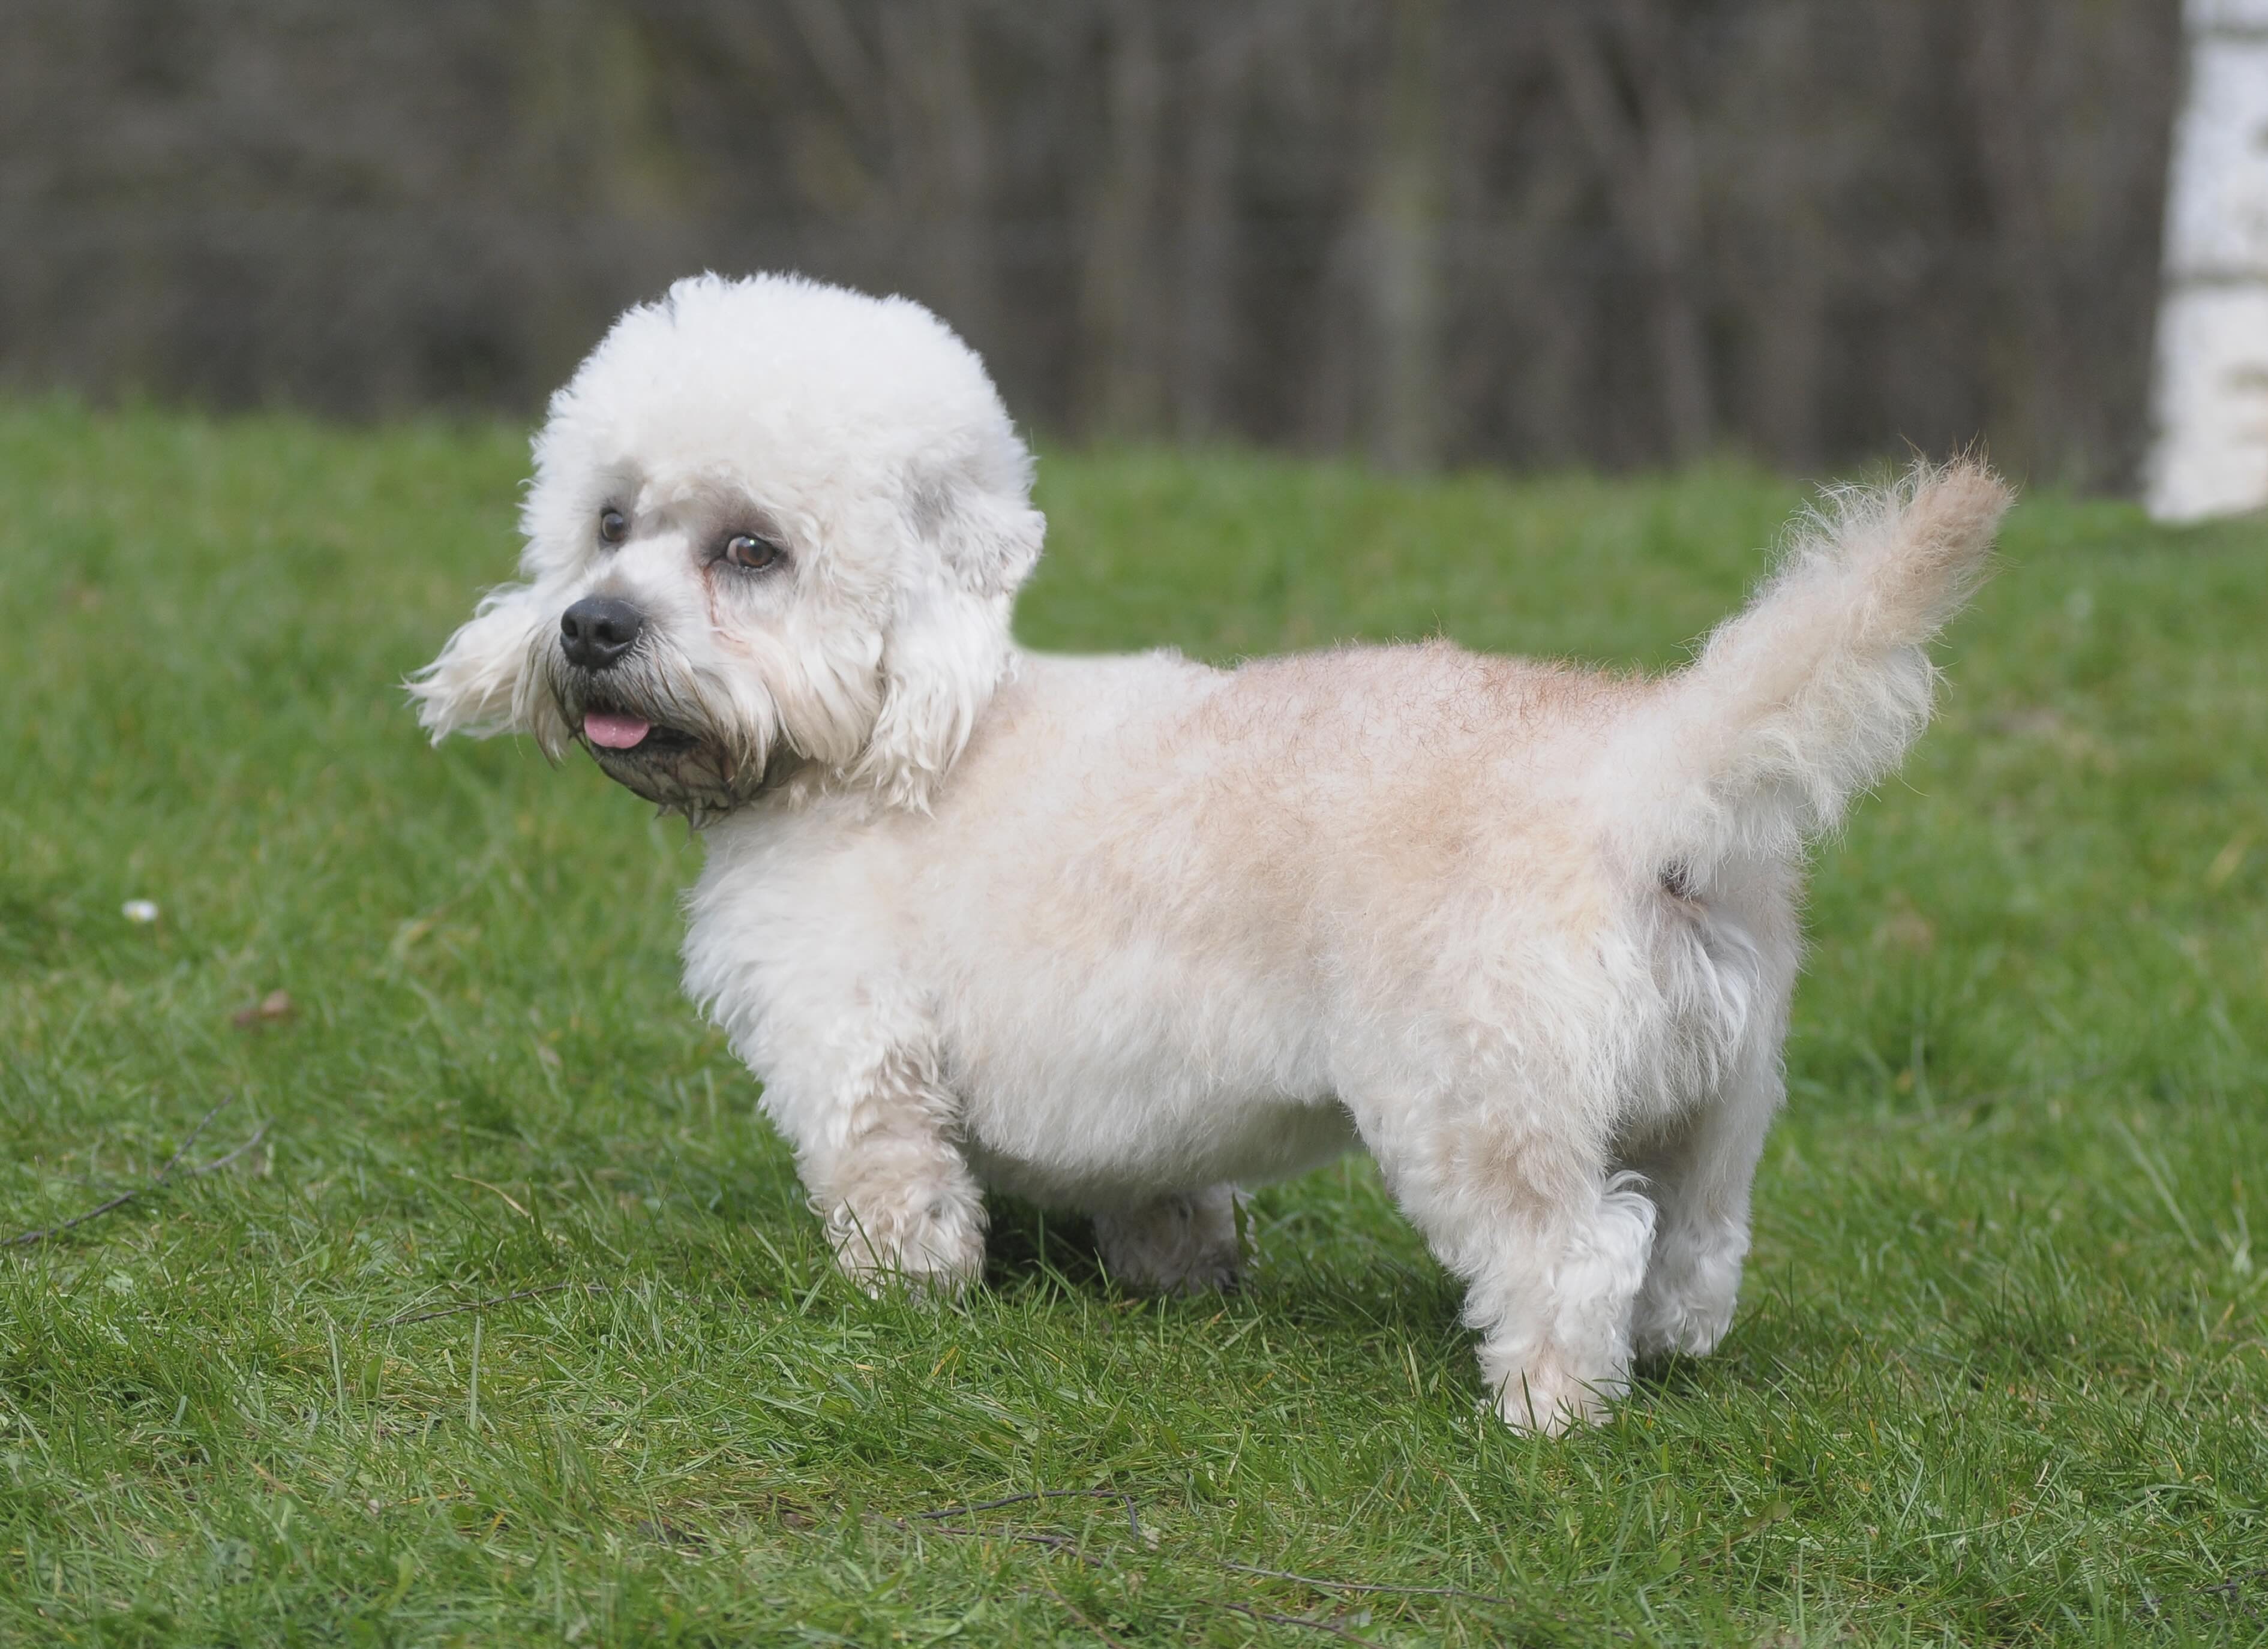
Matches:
[413,273,2011,1433]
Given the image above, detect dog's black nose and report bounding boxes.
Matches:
[560,596,644,672]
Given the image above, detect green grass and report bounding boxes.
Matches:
[2,400,2266,1647]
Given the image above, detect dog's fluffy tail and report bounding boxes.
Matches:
[1595,459,2012,882]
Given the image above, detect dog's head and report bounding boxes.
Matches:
[410,274,1043,816]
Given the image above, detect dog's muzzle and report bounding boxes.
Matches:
[543,612,780,821]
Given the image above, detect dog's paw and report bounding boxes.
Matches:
[1145,1249,1246,1297]
[1630,1300,1732,1360]
[1093,1187,1249,1295]
[1489,1359,1617,1436]
[826,1197,985,1296]
[1629,1254,1740,1359]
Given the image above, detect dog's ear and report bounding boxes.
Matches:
[849,468,1043,809]
[408,582,550,744]
[926,480,1044,599]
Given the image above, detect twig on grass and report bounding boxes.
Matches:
[1221,1561,1519,1607]
[189,1121,271,1178]
[1216,1600,1382,1644]
[883,1516,1096,1563]
[2,1098,251,1249]
[881,1489,1144,1570]
[909,1489,1142,1542]
[377,1282,610,1327]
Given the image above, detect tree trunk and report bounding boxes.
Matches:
[2148,0,2268,519]
[1970,0,2085,483]
[1175,20,1253,443]
[1550,0,1714,464]
[881,0,991,355]
[1363,0,1444,472]
[1079,0,1168,440]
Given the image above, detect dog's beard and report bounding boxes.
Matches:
[533,640,785,824]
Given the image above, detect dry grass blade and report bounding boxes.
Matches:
[881,1517,1097,1564]
[188,1121,270,1178]
[909,1489,1142,1541]
[1216,1600,1382,1644]
[1222,1561,1519,1607]
[376,1282,610,1327]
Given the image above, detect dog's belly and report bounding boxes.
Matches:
[931,875,1361,1204]
[957,1082,1360,1208]
[943,984,1358,1205]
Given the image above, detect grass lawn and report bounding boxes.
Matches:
[3,400,2267,1647]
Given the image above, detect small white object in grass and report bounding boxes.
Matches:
[121,899,160,924]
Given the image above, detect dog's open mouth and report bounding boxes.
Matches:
[571,695,760,819]
[559,666,788,817]
[580,706,699,759]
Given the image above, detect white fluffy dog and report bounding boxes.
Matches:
[413,273,2009,1433]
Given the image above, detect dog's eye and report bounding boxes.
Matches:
[598,507,628,546]
[723,533,784,572]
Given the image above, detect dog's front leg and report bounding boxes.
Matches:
[802,1044,986,1293]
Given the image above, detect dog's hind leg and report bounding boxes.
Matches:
[1366,1103,1657,1434]
[1627,881,1796,1359]
[808,1043,987,1293]
[1627,1029,1785,1359]
[1092,1185,1249,1294]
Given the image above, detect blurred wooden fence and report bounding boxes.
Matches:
[0,0,2177,485]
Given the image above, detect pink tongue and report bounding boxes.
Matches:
[584,711,652,750]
